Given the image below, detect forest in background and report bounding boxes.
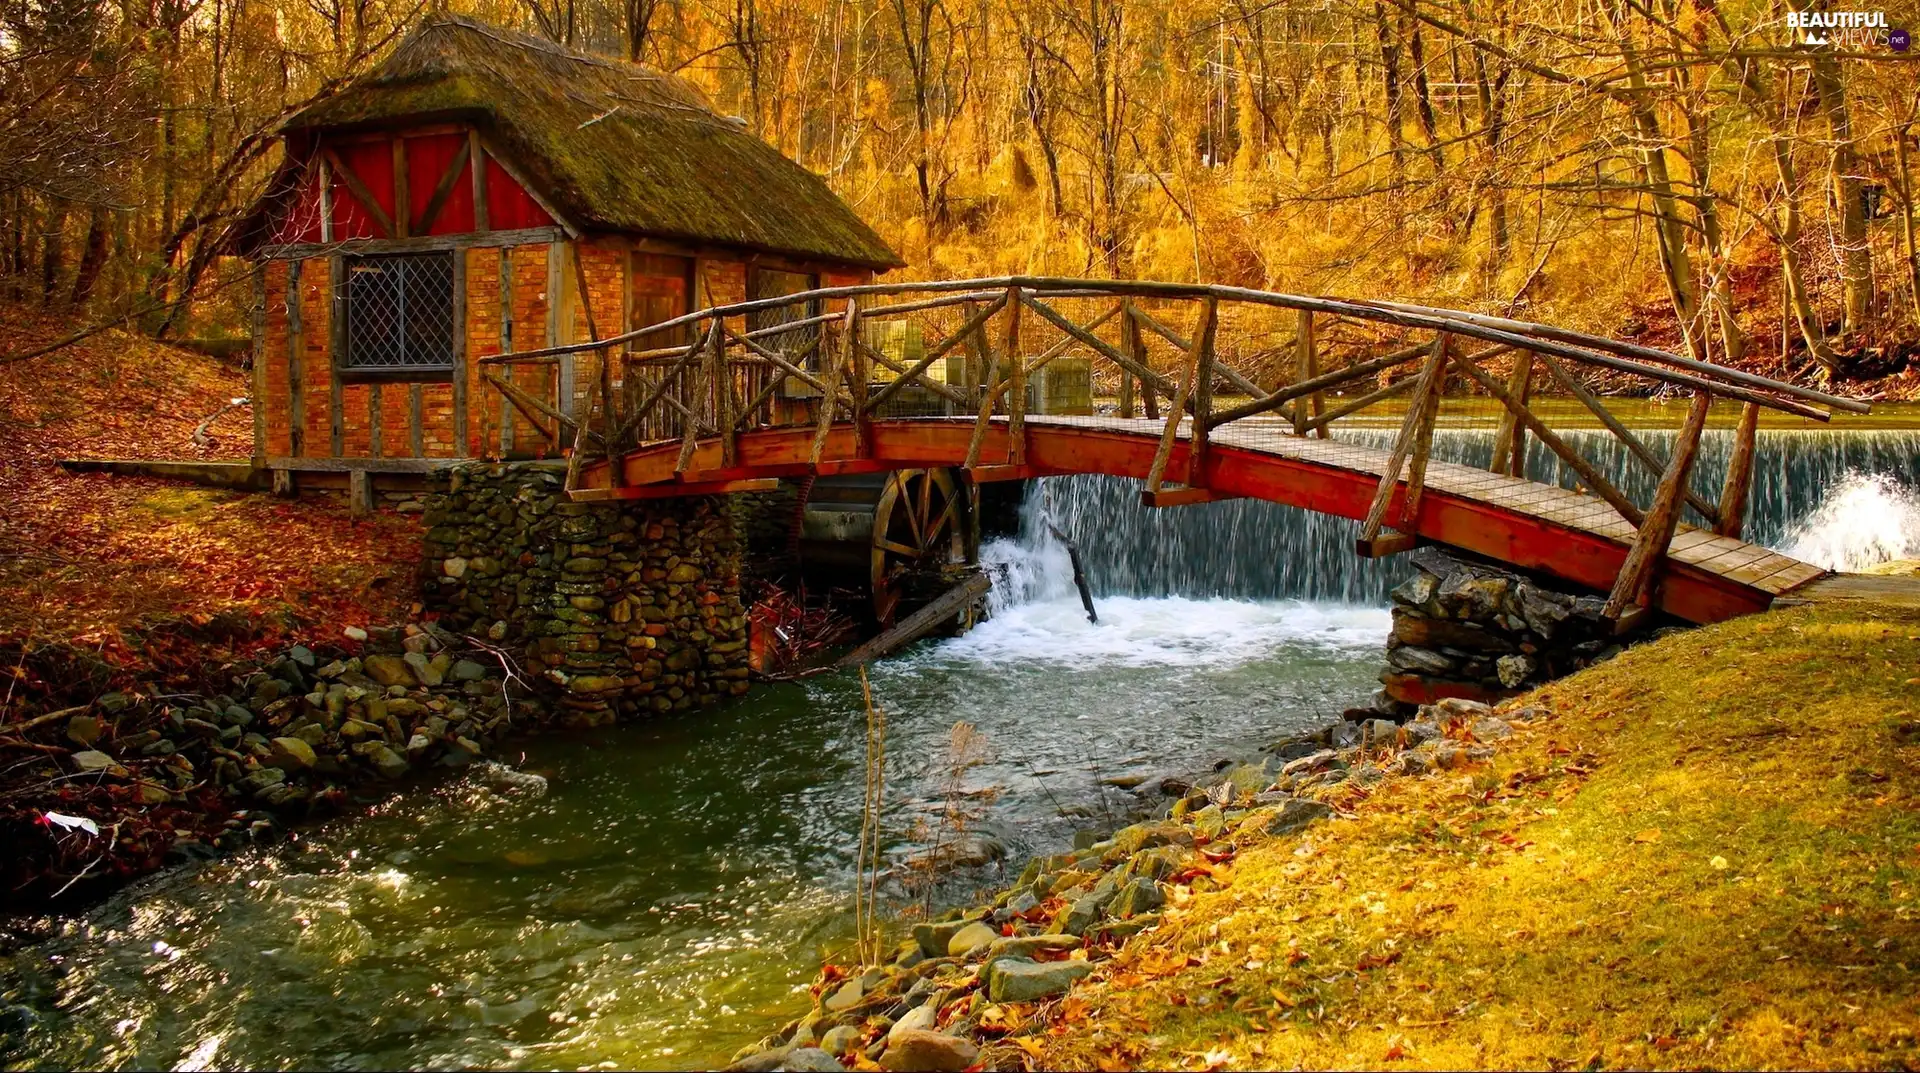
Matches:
[2,0,1919,383]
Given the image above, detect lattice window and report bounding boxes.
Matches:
[340,252,455,375]
[748,267,821,361]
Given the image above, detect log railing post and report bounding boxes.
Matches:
[846,301,870,458]
[1130,305,1160,419]
[1489,350,1534,475]
[1293,309,1323,437]
[1604,390,1713,627]
[1537,352,1721,525]
[1186,297,1220,487]
[711,325,736,467]
[676,320,717,474]
[1144,324,1200,495]
[1118,299,1138,419]
[1715,401,1760,538]
[1357,334,1448,556]
[808,312,842,468]
[1005,287,1028,465]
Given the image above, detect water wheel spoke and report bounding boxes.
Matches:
[927,497,957,544]
[875,537,921,558]
[899,473,926,548]
[914,474,935,545]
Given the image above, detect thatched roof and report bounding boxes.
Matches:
[278,16,902,268]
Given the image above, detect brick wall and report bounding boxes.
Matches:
[466,247,503,457]
[508,243,554,455]
[570,239,625,420]
[299,257,332,455]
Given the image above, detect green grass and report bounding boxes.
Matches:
[1040,603,1920,1071]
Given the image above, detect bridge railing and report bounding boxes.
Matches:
[477,277,1865,627]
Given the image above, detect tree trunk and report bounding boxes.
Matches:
[40,200,69,304]
[1806,42,1872,336]
[68,205,110,309]
[1607,2,1704,360]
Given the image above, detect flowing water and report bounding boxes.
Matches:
[5,424,1919,1071]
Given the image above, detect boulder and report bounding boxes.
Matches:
[70,749,122,775]
[351,741,409,779]
[268,736,318,771]
[403,651,444,687]
[879,1030,977,1073]
[887,1003,936,1040]
[775,1048,844,1072]
[985,958,1092,1003]
[1244,798,1332,838]
[1471,716,1514,741]
[946,921,998,957]
[1189,804,1227,840]
[819,1025,861,1056]
[822,977,864,1013]
[1112,877,1164,919]
[1111,821,1193,854]
[911,919,972,959]
[66,716,102,746]
[362,655,414,688]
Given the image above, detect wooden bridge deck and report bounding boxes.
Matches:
[585,413,1826,625]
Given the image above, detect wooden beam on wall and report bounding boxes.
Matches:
[321,146,395,238]
[250,262,267,465]
[287,259,305,457]
[369,383,384,457]
[451,250,469,456]
[499,247,514,455]
[329,256,345,457]
[469,130,490,232]
[414,137,471,235]
[390,136,409,239]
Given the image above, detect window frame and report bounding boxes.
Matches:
[335,250,458,383]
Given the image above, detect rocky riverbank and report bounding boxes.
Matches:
[1378,548,1668,708]
[728,695,1536,1072]
[0,623,550,910]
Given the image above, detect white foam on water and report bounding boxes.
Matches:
[926,593,1389,668]
[910,531,1389,669]
[1782,471,1920,571]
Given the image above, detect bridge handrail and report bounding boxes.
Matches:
[476,275,1866,415]
[475,275,1866,631]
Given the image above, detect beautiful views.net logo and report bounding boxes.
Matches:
[1784,9,1910,50]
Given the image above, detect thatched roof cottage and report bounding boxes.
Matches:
[238,15,902,479]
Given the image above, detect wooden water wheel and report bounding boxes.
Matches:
[799,469,972,622]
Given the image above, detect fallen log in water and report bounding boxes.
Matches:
[836,571,992,669]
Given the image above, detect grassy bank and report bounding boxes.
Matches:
[1029,600,1920,1071]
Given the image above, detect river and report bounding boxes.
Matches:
[3,423,1918,1071]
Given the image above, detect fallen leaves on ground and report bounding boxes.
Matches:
[0,301,419,696]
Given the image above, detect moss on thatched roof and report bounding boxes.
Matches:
[285,16,902,268]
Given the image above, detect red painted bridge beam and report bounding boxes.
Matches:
[578,420,1772,625]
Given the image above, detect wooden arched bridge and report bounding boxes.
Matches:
[481,277,1865,628]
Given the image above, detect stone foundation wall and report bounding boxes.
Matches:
[421,463,750,725]
[1381,548,1626,708]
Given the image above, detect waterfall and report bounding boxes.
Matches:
[995,429,1920,604]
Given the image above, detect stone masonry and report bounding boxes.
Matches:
[1380,547,1626,709]
[421,462,750,726]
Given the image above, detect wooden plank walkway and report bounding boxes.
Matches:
[1020,414,1827,599]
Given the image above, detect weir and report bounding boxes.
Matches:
[1012,427,1920,605]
